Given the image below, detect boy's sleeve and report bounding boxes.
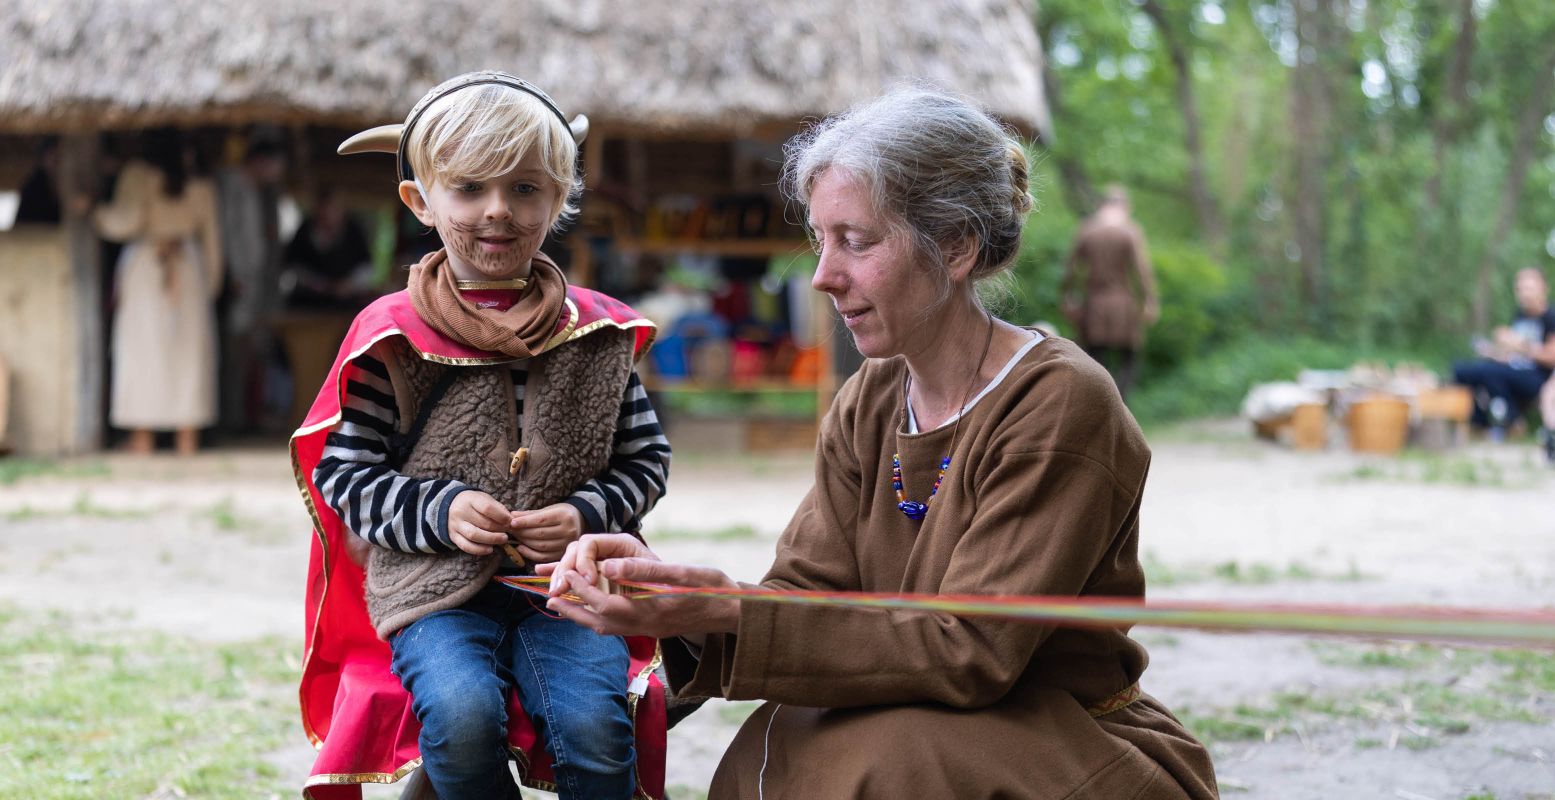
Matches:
[312,347,473,553]
[564,369,671,535]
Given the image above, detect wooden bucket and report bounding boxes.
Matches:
[1348,396,1411,454]
[1290,403,1328,450]
[1416,386,1473,421]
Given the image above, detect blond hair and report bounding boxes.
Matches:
[404,83,580,231]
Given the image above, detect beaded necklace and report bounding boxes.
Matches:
[892,317,995,521]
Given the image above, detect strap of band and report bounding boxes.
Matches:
[396,72,570,181]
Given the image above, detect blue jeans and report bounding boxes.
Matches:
[389,583,636,800]
[1452,359,1551,428]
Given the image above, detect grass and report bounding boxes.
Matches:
[1335,450,1551,489]
[1183,643,1554,749]
[0,604,302,799]
[716,701,761,726]
[0,458,110,486]
[1336,453,1511,488]
[4,493,155,522]
[1142,552,1370,587]
[650,525,766,542]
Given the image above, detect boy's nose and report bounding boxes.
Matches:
[483,192,513,221]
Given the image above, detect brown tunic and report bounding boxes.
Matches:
[1062,217,1157,349]
[664,336,1217,799]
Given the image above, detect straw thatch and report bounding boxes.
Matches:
[2,0,1050,138]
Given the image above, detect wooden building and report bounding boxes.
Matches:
[0,0,1049,455]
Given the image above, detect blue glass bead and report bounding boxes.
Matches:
[898,500,928,520]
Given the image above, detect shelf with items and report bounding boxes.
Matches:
[612,237,810,258]
[564,128,841,444]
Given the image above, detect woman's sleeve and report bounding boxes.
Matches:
[92,163,150,242]
[664,374,868,697]
[700,371,1145,709]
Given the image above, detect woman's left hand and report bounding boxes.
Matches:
[538,534,742,638]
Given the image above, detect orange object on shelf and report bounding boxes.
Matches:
[787,346,821,385]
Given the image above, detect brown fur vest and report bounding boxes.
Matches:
[363,330,634,639]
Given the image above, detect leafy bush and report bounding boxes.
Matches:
[1141,243,1239,377]
[1127,335,1453,426]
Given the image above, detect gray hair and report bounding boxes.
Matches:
[783,86,1034,298]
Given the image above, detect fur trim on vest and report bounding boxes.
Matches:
[364,330,635,639]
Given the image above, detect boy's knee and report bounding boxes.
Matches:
[414,680,509,751]
[422,703,507,758]
[545,697,634,772]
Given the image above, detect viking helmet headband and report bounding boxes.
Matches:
[338,70,589,182]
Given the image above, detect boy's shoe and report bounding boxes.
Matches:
[1540,427,1555,465]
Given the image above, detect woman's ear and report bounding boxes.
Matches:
[398,179,435,226]
[945,236,980,282]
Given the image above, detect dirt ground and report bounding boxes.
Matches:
[1,420,1551,799]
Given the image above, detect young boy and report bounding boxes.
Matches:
[291,72,668,800]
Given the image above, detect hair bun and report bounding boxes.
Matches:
[1007,143,1034,216]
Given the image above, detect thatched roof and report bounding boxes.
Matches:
[2,0,1050,139]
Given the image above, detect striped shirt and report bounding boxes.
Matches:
[313,344,671,554]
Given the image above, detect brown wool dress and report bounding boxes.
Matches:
[1064,218,1157,350]
[663,336,1219,799]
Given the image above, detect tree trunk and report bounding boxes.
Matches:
[1140,0,1225,253]
[1034,7,1098,218]
[1288,0,1338,326]
[57,133,105,453]
[1423,0,1478,213]
[1469,48,1555,331]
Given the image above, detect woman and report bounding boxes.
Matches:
[90,129,222,455]
[544,88,1219,799]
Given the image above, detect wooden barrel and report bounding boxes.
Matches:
[1348,396,1411,454]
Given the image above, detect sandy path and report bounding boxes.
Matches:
[1,424,1550,799]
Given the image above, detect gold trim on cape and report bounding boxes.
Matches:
[456,277,530,291]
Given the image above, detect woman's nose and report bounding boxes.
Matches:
[811,245,845,294]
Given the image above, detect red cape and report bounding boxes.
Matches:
[291,287,664,799]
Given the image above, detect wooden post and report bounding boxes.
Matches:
[572,126,605,288]
[57,133,104,453]
[815,288,836,426]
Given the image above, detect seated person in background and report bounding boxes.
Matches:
[1540,373,1555,464]
[282,187,377,310]
[1452,267,1555,440]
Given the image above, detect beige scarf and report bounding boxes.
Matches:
[408,249,568,359]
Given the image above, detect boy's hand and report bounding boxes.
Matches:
[447,491,514,556]
[508,503,584,563]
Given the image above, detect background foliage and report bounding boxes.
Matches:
[1013,0,1555,422]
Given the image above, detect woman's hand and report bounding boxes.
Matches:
[508,503,583,563]
[537,534,742,638]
